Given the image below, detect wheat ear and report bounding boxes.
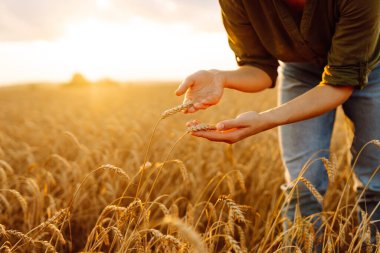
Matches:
[218,195,246,224]
[0,189,27,215]
[375,231,380,253]
[298,177,323,204]
[321,157,336,183]
[149,229,184,249]
[161,101,193,119]
[187,123,217,133]
[224,234,244,253]
[99,164,130,180]
[371,140,380,148]
[163,216,207,253]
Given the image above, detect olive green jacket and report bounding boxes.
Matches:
[219,0,380,88]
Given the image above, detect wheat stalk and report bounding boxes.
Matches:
[32,208,70,234]
[237,225,248,253]
[187,123,216,133]
[185,203,195,226]
[371,140,380,148]
[234,170,246,192]
[163,216,207,253]
[0,168,6,186]
[109,226,124,244]
[6,229,56,253]
[46,224,66,245]
[0,244,11,253]
[224,234,244,253]
[0,194,10,213]
[94,225,110,246]
[99,164,130,181]
[0,224,6,237]
[161,101,193,119]
[376,231,380,253]
[298,177,323,204]
[204,202,217,224]
[0,160,14,174]
[149,229,184,249]
[321,157,336,183]
[305,227,315,253]
[126,199,143,215]
[366,227,372,253]
[0,189,27,215]
[169,203,179,218]
[166,159,189,181]
[218,195,246,224]
[338,223,346,247]
[101,205,129,217]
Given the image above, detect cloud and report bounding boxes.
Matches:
[0,0,223,42]
[0,0,95,41]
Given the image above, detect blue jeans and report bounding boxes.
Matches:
[279,62,380,231]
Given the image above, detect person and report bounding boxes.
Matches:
[175,0,380,247]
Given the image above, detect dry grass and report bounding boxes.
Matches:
[0,84,378,252]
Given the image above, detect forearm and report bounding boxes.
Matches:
[261,84,354,128]
[216,65,273,92]
[189,83,354,144]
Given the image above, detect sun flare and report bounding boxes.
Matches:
[0,1,234,85]
[96,0,110,9]
[55,17,234,81]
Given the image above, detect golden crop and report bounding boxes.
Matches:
[0,84,377,252]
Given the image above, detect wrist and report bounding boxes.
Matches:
[209,69,229,89]
[259,108,284,130]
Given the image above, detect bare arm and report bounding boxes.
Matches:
[221,65,273,92]
[261,84,353,127]
[175,66,272,113]
[191,84,354,143]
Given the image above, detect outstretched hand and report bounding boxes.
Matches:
[187,111,273,144]
[175,70,225,113]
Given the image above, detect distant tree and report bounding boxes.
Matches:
[67,73,91,87]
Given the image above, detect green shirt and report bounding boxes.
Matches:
[219,0,380,88]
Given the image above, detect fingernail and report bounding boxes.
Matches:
[216,123,224,130]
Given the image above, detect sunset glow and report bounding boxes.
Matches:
[0,1,236,85]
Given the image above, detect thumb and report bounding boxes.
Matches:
[216,118,242,131]
[175,78,193,96]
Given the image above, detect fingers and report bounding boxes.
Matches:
[185,105,196,113]
[216,118,243,131]
[187,120,250,143]
[194,102,208,110]
[184,102,208,114]
[175,77,194,96]
[192,129,245,144]
[186,119,200,127]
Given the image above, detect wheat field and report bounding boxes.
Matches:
[0,84,378,252]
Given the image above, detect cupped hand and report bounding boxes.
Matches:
[188,111,272,144]
[175,70,225,113]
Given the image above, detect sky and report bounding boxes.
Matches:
[0,0,236,85]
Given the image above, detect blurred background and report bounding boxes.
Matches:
[0,0,236,86]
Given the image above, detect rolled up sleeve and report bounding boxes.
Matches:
[219,0,279,87]
[321,0,380,89]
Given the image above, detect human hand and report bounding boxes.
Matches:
[175,70,225,113]
[187,111,273,144]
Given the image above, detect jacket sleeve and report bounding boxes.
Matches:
[321,0,380,89]
[219,0,279,87]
